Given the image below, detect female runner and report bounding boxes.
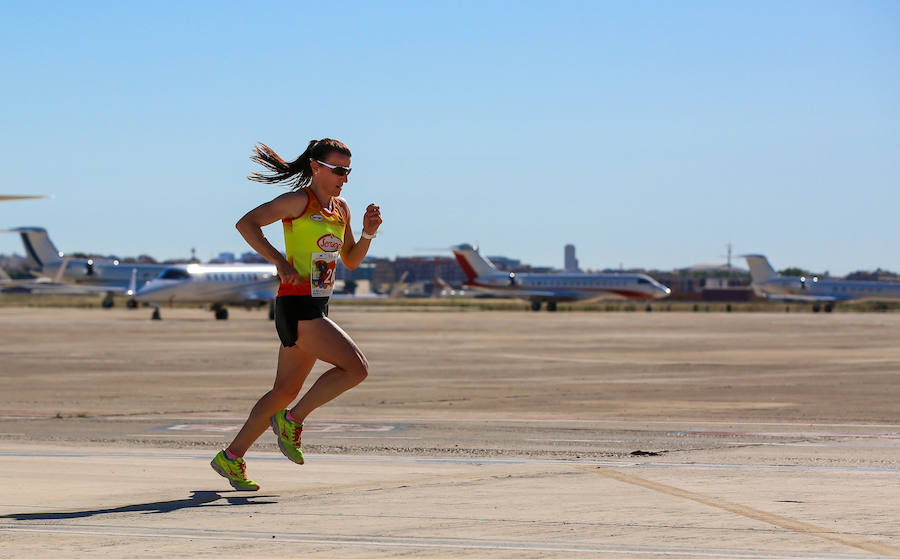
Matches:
[211,138,381,490]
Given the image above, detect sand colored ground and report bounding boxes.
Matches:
[1,306,898,557]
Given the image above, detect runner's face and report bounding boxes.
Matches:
[314,153,351,196]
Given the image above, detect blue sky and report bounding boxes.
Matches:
[1,1,897,275]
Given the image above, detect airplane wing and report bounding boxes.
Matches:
[509,289,587,300]
[467,285,589,302]
[0,279,129,295]
[761,293,843,303]
[237,288,277,301]
[194,281,277,303]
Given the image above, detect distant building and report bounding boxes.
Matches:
[335,259,375,282]
[371,258,397,292]
[216,252,236,263]
[564,244,579,272]
[394,256,468,287]
[651,264,753,301]
[240,251,267,263]
[486,255,521,271]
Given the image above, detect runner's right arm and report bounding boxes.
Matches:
[236,191,308,285]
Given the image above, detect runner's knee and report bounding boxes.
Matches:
[270,382,300,406]
[346,354,369,384]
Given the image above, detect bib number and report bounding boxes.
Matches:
[310,252,338,297]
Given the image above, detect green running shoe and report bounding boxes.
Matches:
[270,410,305,464]
[210,450,260,491]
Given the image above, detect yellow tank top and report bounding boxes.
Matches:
[278,190,346,297]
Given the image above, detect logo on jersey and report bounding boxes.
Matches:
[310,214,325,222]
[317,233,343,252]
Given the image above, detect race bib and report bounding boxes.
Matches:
[310,251,339,297]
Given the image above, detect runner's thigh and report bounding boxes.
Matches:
[295,317,367,371]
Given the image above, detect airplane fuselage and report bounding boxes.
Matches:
[468,272,670,301]
[756,277,900,302]
[135,264,279,304]
[40,259,168,289]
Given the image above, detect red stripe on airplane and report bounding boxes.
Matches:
[453,252,479,281]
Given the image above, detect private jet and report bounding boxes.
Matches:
[8,226,280,319]
[743,254,900,312]
[8,227,168,305]
[452,244,670,311]
[134,263,279,320]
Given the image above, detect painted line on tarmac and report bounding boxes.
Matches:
[5,413,900,430]
[156,422,400,433]
[336,417,900,429]
[4,431,899,450]
[586,467,900,557]
[1,449,899,474]
[0,524,882,558]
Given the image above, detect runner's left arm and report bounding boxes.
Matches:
[340,200,382,270]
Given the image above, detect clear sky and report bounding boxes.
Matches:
[1,1,897,275]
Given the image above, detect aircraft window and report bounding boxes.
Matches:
[160,269,191,280]
[638,278,650,284]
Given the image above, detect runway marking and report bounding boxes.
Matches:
[586,467,900,557]
[5,412,900,429]
[0,524,883,558]
[1,450,899,473]
[329,417,900,429]
[162,422,398,433]
[679,430,900,440]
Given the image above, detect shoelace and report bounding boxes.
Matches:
[291,424,303,446]
[237,460,248,479]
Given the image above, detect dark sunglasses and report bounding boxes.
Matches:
[315,160,352,177]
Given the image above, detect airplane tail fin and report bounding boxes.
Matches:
[10,227,62,269]
[742,254,779,283]
[451,244,498,281]
[389,270,409,298]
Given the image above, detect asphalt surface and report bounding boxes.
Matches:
[1,307,898,557]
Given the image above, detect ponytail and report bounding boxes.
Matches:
[248,139,351,191]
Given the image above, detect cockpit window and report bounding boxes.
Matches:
[637,278,650,284]
[160,268,191,280]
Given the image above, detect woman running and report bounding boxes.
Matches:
[211,138,382,490]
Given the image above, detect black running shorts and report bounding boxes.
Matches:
[274,295,329,347]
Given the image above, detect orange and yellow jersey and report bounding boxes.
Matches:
[278,190,346,298]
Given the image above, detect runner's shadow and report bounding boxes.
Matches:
[2,490,278,520]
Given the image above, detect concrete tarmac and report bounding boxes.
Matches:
[1,307,899,558]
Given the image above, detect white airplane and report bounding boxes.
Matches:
[743,254,900,312]
[8,227,168,305]
[452,244,670,311]
[134,263,279,320]
[8,226,279,319]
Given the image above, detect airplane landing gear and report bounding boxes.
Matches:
[151,307,161,320]
[824,303,834,313]
[531,301,542,311]
[101,293,115,308]
[546,301,558,312]
[212,304,229,320]
[126,299,138,309]
[812,303,821,313]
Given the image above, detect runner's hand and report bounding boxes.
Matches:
[276,261,301,285]
[362,203,382,236]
